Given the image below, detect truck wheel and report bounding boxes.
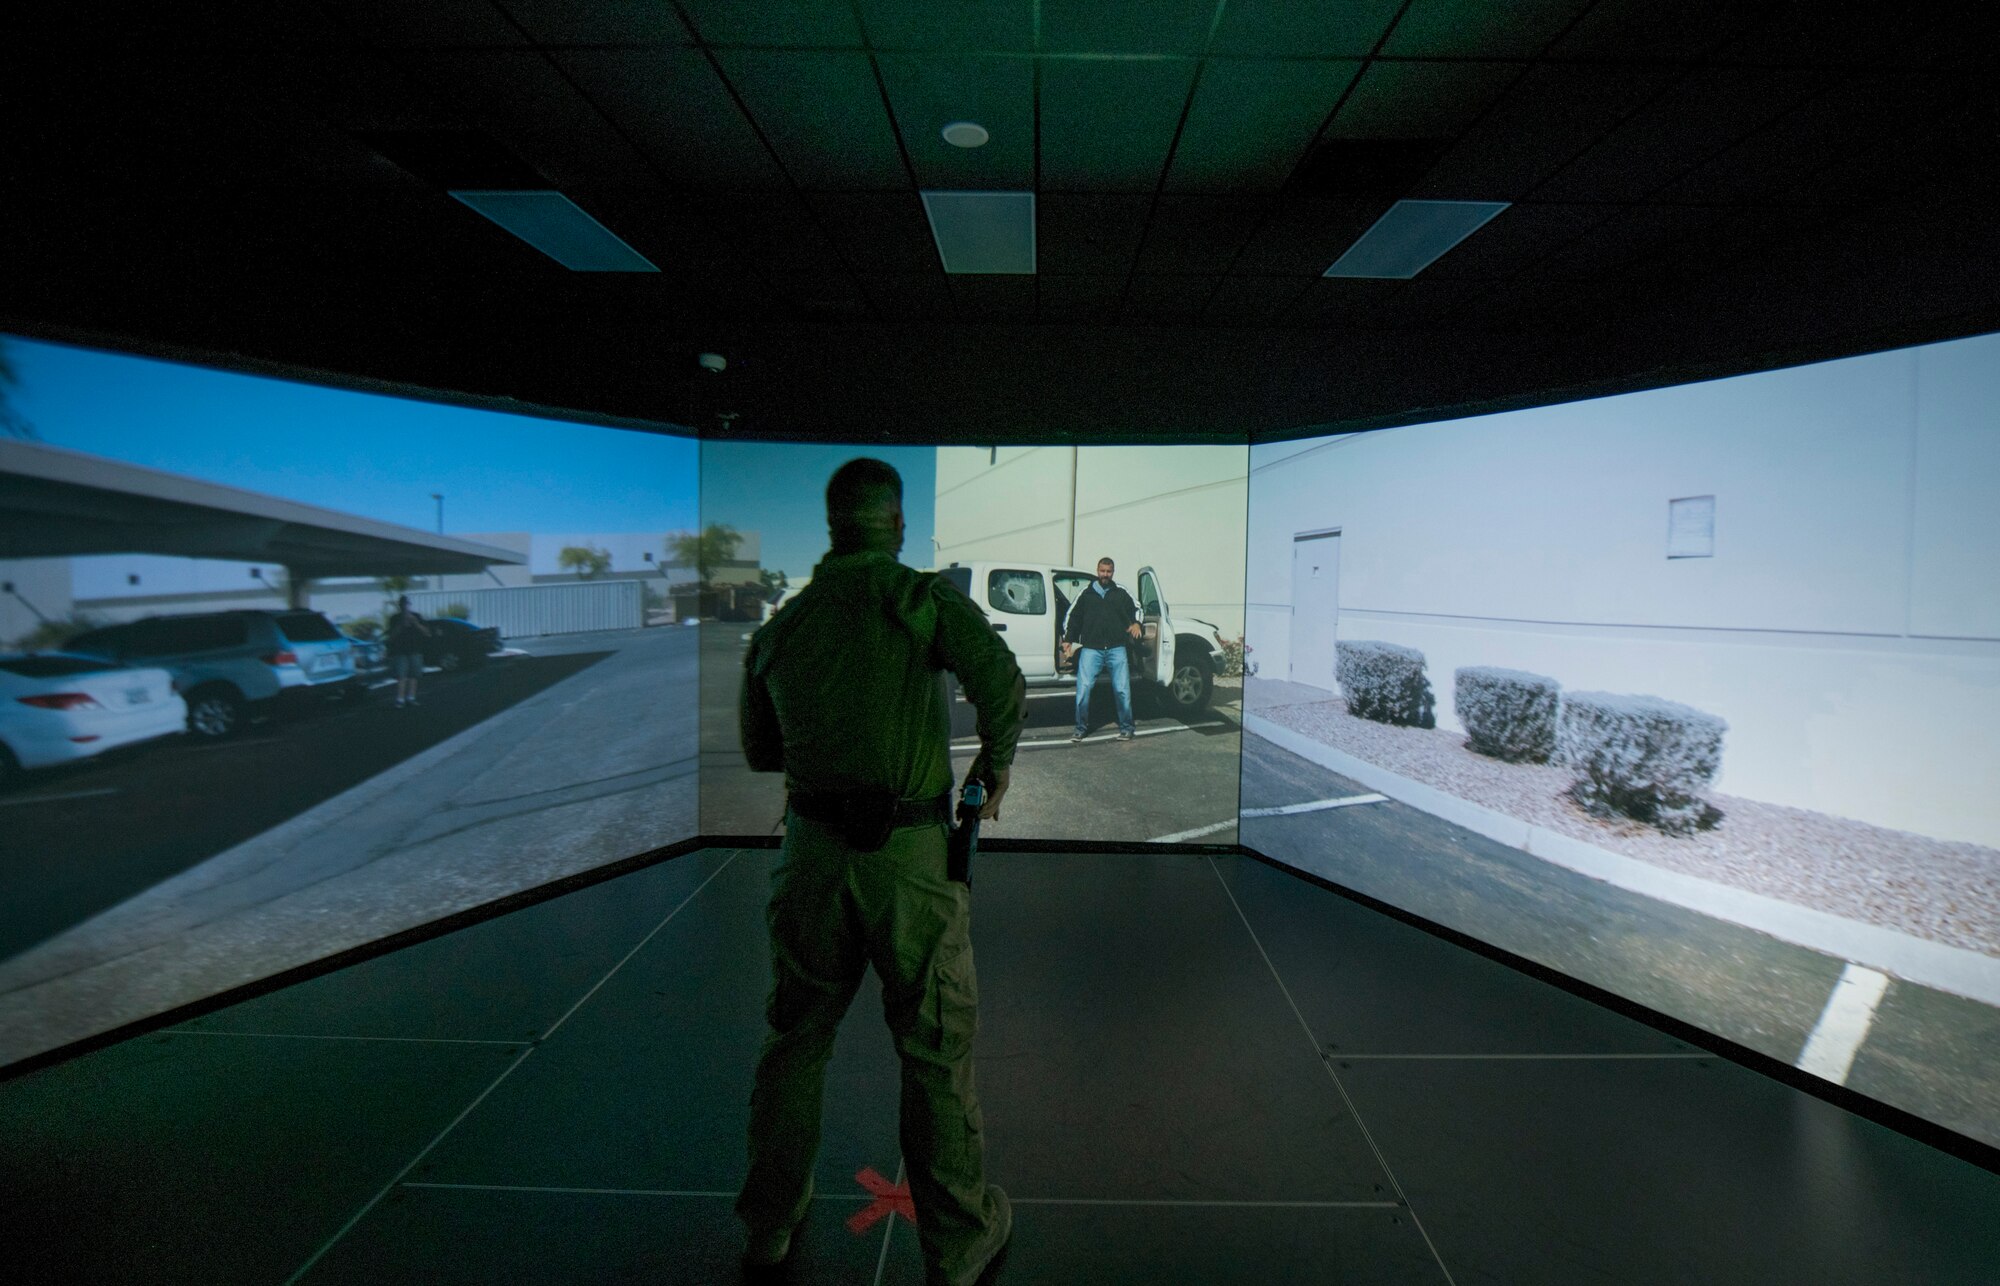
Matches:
[1163,652,1213,713]
[185,686,246,739]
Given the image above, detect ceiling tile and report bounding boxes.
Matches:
[1657,74,1973,206]
[392,50,657,189]
[1382,0,1596,58]
[696,192,844,272]
[877,54,1034,188]
[496,0,691,45]
[1204,274,1311,324]
[1035,194,1153,274]
[1039,58,1200,191]
[857,272,959,320]
[1415,203,1608,281]
[948,274,1037,321]
[714,50,908,188]
[1165,57,1362,192]
[1210,0,1404,57]
[808,192,939,273]
[1408,62,1681,202]
[857,0,1034,51]
[1037,275,1126,322]
[1365,277,1495,328]
[1134,197,1272,274]
[677,0,862,47]
[1038,0,1224,56]
[1714,2,1957,67]
[1328,60,1522,139]
[1123,275,1214,325]
[1536,204,1735,282]
[1533,66,1827,204]
[1546,0,1752,61]
[1230,198,1389,275]
[1286,276,1402,326]
[558,49,788,189]
[325,0,528,46]
[778,271,878,321]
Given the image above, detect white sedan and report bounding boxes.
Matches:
[0,652,186,787]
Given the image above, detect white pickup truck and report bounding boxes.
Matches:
[938,561,1219,713]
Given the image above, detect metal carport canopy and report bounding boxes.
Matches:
[0,439,523,579]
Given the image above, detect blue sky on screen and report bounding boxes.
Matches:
[4,335,699,537]
[701,441,937,582]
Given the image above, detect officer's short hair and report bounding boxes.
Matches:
[827,458,903,536]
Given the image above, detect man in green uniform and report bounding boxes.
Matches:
[736,458,1025,1285]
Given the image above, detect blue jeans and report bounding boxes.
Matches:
[1074,645,1134,736]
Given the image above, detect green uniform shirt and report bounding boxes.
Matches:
[741,549,1024,798]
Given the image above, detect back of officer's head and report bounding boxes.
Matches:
[826,458,903,551]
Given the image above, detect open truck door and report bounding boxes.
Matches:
[1135,566,1176,690]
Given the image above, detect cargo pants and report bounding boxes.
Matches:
[737,811,1003,1283]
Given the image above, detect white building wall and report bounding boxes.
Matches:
[1246,332,2000,846]
[0,559,74,648]
[936,445,1249,638]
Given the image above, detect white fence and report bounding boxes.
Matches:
[404,581,644,639]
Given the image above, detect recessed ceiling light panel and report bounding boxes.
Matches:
[922,191,1035,275]
[1323,199,1510,279]
[449,190,659,272]
[941,121,991,148]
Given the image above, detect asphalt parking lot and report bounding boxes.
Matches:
[699,624,1244,843]
[1240,732,2000,1150]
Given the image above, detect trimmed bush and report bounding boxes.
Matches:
[1556,692,1727,835]
[1456,667,1560,763]
[1335,640,1435,728]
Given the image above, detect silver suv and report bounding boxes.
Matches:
[67,609,358,738]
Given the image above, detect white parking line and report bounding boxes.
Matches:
[952,724,1198,752]
[0,786,123,809]
[1796,962,1892,1085]
[1149,818,1237,843]
[1241,793,1388,818]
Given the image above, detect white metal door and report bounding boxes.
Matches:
[1290,532,1340,689]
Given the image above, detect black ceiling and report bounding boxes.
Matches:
[4,1,1995,443]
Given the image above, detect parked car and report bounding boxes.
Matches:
[342,630,387,678]
[937,561,1220,712]
[66,609,358,738]
[421,618,503,672]
[0,652,186,787]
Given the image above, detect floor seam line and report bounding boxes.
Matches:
[538,848,744,1042]
[1207,856,1461,1286]
[164,1030,533,1046]
[281,1044,537,1285]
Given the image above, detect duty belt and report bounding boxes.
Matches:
[788,790,952,830]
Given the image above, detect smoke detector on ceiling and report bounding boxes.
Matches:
[940,121,990,148]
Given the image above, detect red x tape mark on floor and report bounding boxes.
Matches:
[847,1166,914,1234]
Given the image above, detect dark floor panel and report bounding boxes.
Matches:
[874,1200,1448,1285]
[0,1030,519,1286]
[1338,1056,2000,1286]
[972,852,1399,1201]
[1218,855,1695,1057]
[176,848,737,1044]
[416,850,904,1194]
[299,1187,891,1285]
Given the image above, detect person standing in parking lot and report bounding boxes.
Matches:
[385,595,432,708]
[1064,557,1143,742]
[736,457,1023,1286]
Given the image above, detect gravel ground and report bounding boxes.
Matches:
[1247,681,2000,959]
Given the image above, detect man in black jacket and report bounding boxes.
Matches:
[1063,556,1144,742]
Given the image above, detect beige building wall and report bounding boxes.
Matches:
[935,445,1248,639]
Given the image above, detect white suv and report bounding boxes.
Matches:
[939,562,1218,712]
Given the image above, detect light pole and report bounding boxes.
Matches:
[431,492,444,534]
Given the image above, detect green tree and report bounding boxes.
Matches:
[558,545,612,579]
[758,568,789,602]
[0,339,41,441]
[670,524,742,584]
